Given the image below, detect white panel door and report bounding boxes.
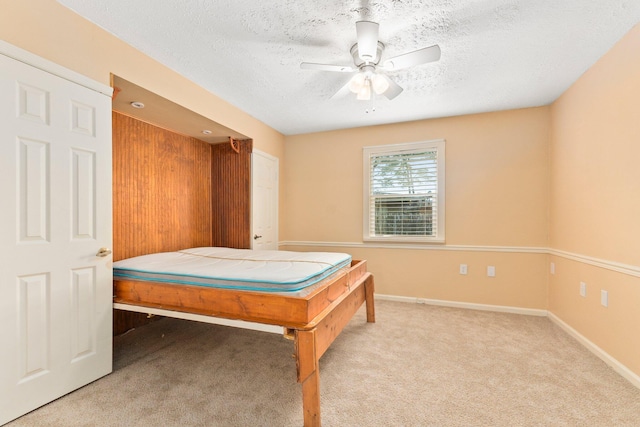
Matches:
[251,150,278,250]
[0,51,112,425]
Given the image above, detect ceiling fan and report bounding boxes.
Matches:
[300,21,441,101]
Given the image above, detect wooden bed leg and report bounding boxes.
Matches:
[296,329,321,427]
[364,274,376,323]
[301,368,321,427]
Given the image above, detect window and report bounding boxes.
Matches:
[363,139,445,243]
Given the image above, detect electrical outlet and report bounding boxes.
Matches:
[459,264,468,275]
[601,290,608,307]
[487,266,496,277]
[580,282,586,297]
[550,262,555,275]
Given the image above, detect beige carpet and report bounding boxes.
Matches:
[8,300,640,426]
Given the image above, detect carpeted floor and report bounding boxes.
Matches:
[8,299,640,426]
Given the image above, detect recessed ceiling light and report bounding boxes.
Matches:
[201,130,212,135]
[130,101,145,109]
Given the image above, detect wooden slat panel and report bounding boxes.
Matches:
[211,139,252,248]
[113,112,213,261]
[112,311,157,337]
[112,112,213,334]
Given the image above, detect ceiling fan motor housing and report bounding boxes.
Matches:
[350,41,385,67]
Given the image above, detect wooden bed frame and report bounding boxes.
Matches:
[113,259,375,427]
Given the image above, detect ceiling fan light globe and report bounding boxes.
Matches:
[372,74,390,95]
[356,82,371,100]
[349,72,366,93]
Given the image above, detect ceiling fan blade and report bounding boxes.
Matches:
[356,21,379,62]
[382,45,441,71]
[300,62,355,72]
[380,75,403,100]
[331,80,353,99]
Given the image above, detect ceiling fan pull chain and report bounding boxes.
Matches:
[366,95,376,114]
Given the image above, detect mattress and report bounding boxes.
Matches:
[113,247,352,292]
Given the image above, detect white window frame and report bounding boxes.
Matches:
[363,139,445,243]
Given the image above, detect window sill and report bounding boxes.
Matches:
[363,237,445,245]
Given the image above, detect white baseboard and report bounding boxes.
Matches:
[374,293,548,316]
[547,312,640,389]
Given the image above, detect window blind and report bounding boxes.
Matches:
[369,149,437,236]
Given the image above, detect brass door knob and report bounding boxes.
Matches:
[96,247,112,257]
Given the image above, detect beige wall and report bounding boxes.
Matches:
[284,108,550,246]
[283,108,550,308]
[550,24,640,264]
[549,23,640,375]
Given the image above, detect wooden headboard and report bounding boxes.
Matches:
[211,139,252,249]
[112,112,213,262]
[112,112,214,334]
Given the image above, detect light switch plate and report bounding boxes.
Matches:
[601,290,608,307]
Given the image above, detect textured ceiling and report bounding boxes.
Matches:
[58,0,640,135]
